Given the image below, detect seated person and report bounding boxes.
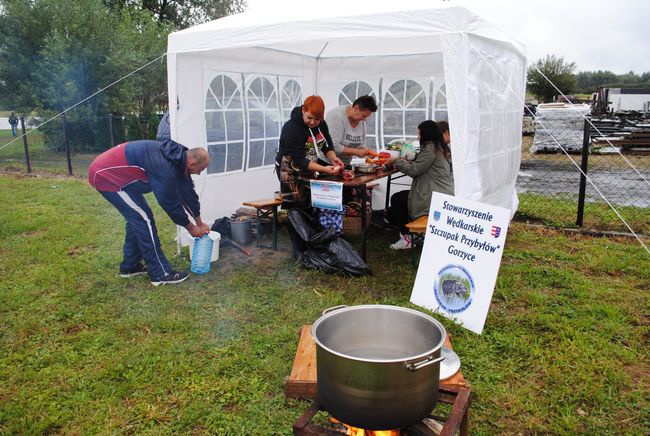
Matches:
[325,95,378,165]
[275,95,344,210]
[437,120,450,146]
[385,120,454,249]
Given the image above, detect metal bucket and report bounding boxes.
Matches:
[311,305,446,430]
[230,220,252,245]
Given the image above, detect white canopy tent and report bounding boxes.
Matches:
[166,4,527,223]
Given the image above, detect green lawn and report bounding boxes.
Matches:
[0,174,648,434]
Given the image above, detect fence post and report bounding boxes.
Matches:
[62,113,73,176]
[108,113,115,146]
[20,116,31,173]
[576,117,591,227]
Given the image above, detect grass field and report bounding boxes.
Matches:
[0,174,648,434]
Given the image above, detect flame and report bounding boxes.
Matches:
[330,417,400,435]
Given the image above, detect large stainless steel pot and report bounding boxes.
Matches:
[311,305,446,430]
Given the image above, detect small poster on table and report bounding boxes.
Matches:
[410,193,511,334]
[310,180,343,211]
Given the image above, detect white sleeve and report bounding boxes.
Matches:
[325,109,346,154]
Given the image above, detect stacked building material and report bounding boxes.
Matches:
[590,116,650,154]
[530,103,590,153]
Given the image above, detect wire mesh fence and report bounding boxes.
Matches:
[517,105,650,235]
[0,108,162,178]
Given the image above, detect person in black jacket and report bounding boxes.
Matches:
[8,112,19,137]
[275,95,344,210]
[88,140,210,286]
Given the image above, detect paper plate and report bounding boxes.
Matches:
[439,346,461,381]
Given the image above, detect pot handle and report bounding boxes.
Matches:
[322,305,347,315]
[404,354,445,372]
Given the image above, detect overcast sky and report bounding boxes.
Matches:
[245,0,650,74]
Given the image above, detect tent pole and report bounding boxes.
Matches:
[314,42,329,94]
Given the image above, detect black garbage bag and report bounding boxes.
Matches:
[211,217,231,239]
[287,208,337,245]
[287,209,371,276]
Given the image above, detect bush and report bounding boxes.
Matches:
[40,112,118,153]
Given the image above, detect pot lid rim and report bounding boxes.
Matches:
[311,304,447,363]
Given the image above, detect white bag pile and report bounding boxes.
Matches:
[530,103,590,153]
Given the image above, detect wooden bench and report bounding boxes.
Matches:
[242,198,282,251]
[406,215,428,266]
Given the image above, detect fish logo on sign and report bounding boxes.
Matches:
[433,211,441,221]
[491,225,501,238]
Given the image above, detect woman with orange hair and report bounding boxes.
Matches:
[275,95,344,210]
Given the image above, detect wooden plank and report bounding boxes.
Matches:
[406,215,428,234]
[285,325,318,399]
[243,198,281,209]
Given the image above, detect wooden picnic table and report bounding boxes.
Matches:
[305,167,398,260]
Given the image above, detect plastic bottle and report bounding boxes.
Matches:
[191,234,214,274]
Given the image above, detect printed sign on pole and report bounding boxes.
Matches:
[310,180,343,211]
[410,193,511,334]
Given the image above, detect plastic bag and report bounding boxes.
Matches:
[288,209,337,245]
[287,209,371,276]
[211,217,231,239]
[401,142,416,160]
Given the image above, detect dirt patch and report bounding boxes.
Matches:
[64,323,87,335]
[24,228,48,238]
[67,244,95,256]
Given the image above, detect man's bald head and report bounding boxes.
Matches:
[186,148,210,174]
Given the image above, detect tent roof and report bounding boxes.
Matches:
[168,5,525,58]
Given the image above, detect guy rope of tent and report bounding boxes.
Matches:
[464,36,649,255]
[0,54,166,153]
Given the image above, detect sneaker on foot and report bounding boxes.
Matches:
[389,234,411,250]
[119,264,147,278]
[151,271,189,286]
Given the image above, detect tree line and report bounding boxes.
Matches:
[528,55,650,103]
[1,2,646,116]
[0,0,244,117]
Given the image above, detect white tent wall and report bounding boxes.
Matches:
[166,6,526,226]
[442,33,526,210]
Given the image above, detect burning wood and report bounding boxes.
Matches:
[329,417,400,436]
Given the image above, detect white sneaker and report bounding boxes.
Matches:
[390,234,411,250]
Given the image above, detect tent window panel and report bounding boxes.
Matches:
[266,112,280,137]
[226,143,244,172]
[205,111,226,142]
[405,83,426,107]
[247,76,281,169]
[434,112,449,122]
[281,79,302,123]
[207,75,242,109]
[264,139,278,165]
[339,81,374,105]
[405,111,427,133]
[207,144,226,174]
[249,140,264,168]
[248,111,264,139]
[206,89,219,109]
[384,81,406,108]
[435,86,447,110]
[383,111,404,136]
[225,111,244,141]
